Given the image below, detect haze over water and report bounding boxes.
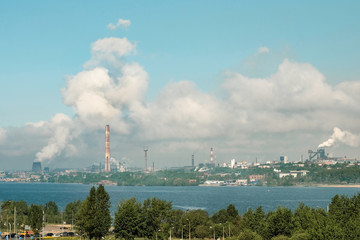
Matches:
[1,183,359,214]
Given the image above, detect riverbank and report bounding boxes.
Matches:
[315,184,360,188]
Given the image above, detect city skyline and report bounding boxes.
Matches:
[0,1,360,170]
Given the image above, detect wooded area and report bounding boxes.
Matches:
[1,185,360,240]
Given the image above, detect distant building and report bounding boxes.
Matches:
[32,162,42,173]
[280,156,288,164]
[279,173,297,178]
[290,170,309,176]
[235,179,248,186]
[230,159,236,168]
[249,174,265,183]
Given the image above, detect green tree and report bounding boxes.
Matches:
[237,229,263,240]
[242,208,256,231]
[306,208,328,240]
[290,231,311,240]
[1,200,29,232]
[195,225,209,239]
[326,193,360,239]
[226,204,238,221]
[64,200,81,224]
[265,206,294,239]
[293,203,313,232]
[168,209,185,238]
[114,198,143,240]
[75,185,111,240]
[211,209,229,224]
[44,201,58,215]
[93,185,112,239]
[271,235,290,240]
[28,204,43,235]
[182,209,209,239]
[254,206,266,237]
[142,197,173,239]
[44,201,60,223]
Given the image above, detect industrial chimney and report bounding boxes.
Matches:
[210,147,214,166]
[105,125,111,172]
[144,147,148,172]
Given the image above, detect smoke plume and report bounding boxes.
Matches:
[318,127,359,148]
[35,114,74,162]
[0,128,6,144]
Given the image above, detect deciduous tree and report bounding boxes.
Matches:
[75,185,111,240]
[28,204,43,235]
[114,198,143,240]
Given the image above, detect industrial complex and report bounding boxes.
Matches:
[1,124,357,185]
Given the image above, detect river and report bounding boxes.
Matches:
[1,183,359,214]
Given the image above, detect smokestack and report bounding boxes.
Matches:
[192,153,194,167]
[210,147,214,165]
[144,147,148,172]
[105,125,111,172]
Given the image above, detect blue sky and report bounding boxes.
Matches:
[1,0,359,127]
[0,1,360,169]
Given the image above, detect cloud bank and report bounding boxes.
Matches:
[1,33,360,169]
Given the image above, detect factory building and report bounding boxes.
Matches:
[308,147,357,163]
[280,156,289,164]
[32,161,42,173]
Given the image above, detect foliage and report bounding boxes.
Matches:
[114,198,143,240]
[64,200,81,224]
[1,200,29,231]
[75,185,111,240]
[28,204,43,235]
[4,186,360,240]
[265,206,294,239]
[142,197,173,239]
[236,229,263,240]
[44,201,60,223]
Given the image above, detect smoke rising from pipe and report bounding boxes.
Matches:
[318,127,359,148]
[0,128,6,144]
[35,114,74,162]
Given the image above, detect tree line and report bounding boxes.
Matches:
[45,164,360,187]
[2,185,360,240]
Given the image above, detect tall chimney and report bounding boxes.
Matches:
[210,147,214,165]
[144,147,148,172]
[105,125,111,172]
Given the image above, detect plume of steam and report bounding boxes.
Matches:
[318,127,359,148]
[0,128,6,144]
[35,114,74,162]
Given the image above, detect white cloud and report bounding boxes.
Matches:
[221,59,359,134]
[132,81,227,140]
[319,127,359,148]
[2,34,360,169]
[49,55,360,166]
[84,37,136,68]
[107,19,131,30]
[0,128,6,144]
[257,46,270,54]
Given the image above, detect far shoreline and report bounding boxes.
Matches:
[2,182,360,188]
[314,184,360,188]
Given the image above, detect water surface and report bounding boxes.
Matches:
[0,183,359,214]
